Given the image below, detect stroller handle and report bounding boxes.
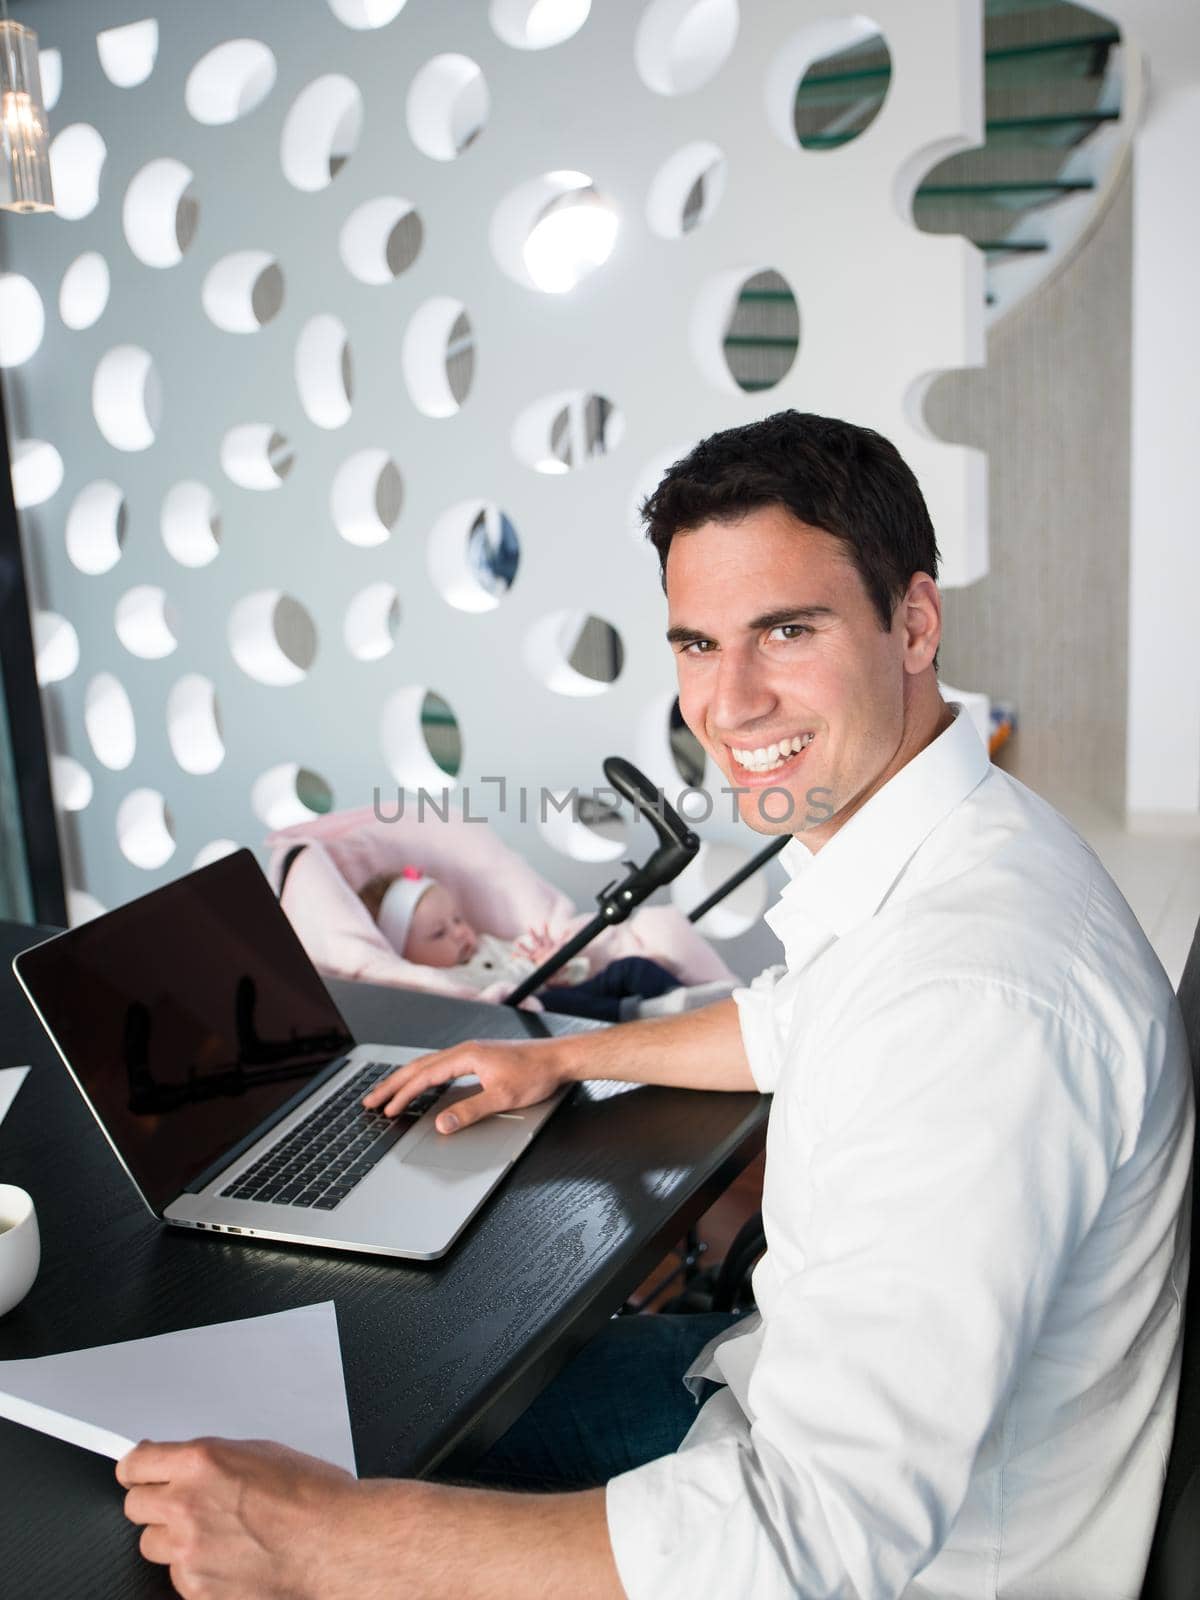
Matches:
[602,756,695,857]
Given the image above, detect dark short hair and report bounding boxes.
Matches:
[642,411,940,634]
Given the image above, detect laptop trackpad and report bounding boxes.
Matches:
[403,1117,526,1172]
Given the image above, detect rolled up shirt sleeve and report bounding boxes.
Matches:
[606,977,1126,1600]
[731,964,789,1094]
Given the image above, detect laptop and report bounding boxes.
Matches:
[12,849,564,1261]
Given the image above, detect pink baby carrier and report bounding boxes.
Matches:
[265,805,738,1007]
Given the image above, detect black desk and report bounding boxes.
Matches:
[0,919,767,1600]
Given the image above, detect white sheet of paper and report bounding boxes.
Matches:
[0,1301,357,1475]
[0,1065,30,1128]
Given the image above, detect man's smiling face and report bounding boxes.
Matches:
[666,505,941,847]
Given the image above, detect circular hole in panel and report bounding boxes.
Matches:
[406,54,488,161]
[691,267,799,395]
[538,789,627,864]
[523,187,618,294]
[771,18,890,151]
[646,140,727,237]
[330,449,402,546]
[339,196,423,285]
[0,275,44,366]
[524,611,623,697]
[220,424,293,490]
[96,19,159,87]
[670,840,767,938]
[491,0,591,49]
[92,345,161,451]
[52,754,94,812]
[33,611,80,685]
[202,250,284,332]
[161,480,220,567]
[428,500,520,612]
[193,839,239,869]
[401,298,473,418]
[280,74,363,191]
[722,268,799,393]
[122,158,197,268]
[40,49,63,112]
[67,480,127,573]
[252,763,334,829]
[11,439,64,509]
[632,689,706,794]
[380,686,461,789]
[344,582,400,660]
[68,890,107,926]
[48,124,106,220]
[59,251,110,330]
[115,585,179,659]
[512,390,624,474]
[635,0,739,96]
[117,788,176,870]
[491,170,617,294]
[84,671,136,770]
[295,314,353,429]
[669,697,707,787]
[327,0,410,27]
[228,591,317,685]
[167,674,225,774]
[186,39,277,125]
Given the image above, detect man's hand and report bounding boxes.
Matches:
[117,1437,383,1600]
[117,1438,623,1600]
[363,1037,574,1134]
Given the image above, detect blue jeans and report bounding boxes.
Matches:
[465,1311,740,1490]
[538,956,680,1023]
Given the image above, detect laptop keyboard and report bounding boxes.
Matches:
[218,1062,445,1212]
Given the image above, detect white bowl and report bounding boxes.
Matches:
[0,1185,40,1317]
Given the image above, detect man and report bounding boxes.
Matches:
[119,413,1192,1598]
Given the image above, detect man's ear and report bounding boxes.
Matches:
[901,572,941,673]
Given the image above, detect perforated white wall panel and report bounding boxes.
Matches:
[1,0,984,976]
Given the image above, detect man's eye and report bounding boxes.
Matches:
[770,624,812,641]
[682,639,715,654]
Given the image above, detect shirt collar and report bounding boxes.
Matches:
[765,703,990,943]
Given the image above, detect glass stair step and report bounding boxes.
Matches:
[914,179,1095,211]
[795,31,1119,114]
[980,110,1120,148]
[978,238,1050,256]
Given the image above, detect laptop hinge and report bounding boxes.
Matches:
[183,1053,351,1195]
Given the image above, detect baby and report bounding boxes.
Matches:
[358,867,590,991]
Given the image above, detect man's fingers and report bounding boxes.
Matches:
[378,1063,454,1118]
[116,1440,187,1486]
[363,1052,451,1112]
[123,1484,171,1525]
[139,1524,173,1565]
[436,1083,509,1134]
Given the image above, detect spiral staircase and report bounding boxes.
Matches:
[725,0,1136,390]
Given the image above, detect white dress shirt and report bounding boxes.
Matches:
[606,705,1192,1599]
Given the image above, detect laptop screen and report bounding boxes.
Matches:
[15,850,356,1214]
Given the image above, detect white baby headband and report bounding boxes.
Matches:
[377,869,435,956]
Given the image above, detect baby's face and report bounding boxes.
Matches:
[404,884,478,968]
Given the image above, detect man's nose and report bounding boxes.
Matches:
[711,649,777,734]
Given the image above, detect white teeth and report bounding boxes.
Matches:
[731,733,814,772]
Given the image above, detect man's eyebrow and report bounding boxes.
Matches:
[748,605,837,630]
[666,605,836,646]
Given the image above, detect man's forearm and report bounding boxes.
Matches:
[555,996,756,1093]
[377,1482,623,1600]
